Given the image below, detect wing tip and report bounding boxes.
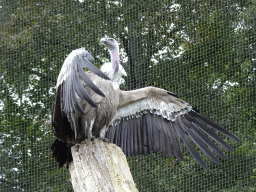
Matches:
[189,110,240,143]
[232,136,241,142]
[96,91,106,97]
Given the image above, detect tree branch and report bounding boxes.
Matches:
[69,139,138,192]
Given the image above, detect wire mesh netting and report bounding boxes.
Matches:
[1,0,256,191]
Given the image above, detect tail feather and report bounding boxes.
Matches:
[51,139,73,168]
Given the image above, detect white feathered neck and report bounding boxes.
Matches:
[101,62,127,89]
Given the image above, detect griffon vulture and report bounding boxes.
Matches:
[51,38,240,169]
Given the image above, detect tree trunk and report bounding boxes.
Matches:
[69,139,138,192]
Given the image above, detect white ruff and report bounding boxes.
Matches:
[101,62,127,89]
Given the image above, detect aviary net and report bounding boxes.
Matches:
[1,0,255,191]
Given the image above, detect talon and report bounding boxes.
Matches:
[98,137,109,143]
[89,136,95,141]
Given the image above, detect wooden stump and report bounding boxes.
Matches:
[69,139,138,192]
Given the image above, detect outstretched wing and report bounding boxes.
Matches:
[106,88,240,169]
[52,48,110,141]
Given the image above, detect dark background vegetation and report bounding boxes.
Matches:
[1,0,255,191]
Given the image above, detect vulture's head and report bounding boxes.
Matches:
[100,37,126,87]
[100,38,119,51]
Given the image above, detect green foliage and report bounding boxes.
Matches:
[249,168,256,192]
[0,0,255,191]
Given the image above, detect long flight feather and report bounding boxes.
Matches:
[77,63,105,97]
[178,116,220,164]
[174,120,207,169]
[190,110,240,142]
[183,114,227,159]
[80,57,110,80]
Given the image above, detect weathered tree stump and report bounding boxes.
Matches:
[69,139,138,192]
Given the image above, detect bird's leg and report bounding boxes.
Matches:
[98,126,109,143]
[87,119,95,140]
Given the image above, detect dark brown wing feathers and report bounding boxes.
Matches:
[106,108,240,169]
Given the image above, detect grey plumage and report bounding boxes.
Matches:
[106,88,240,169]
[51,38,240,169]
[52,39,120,145]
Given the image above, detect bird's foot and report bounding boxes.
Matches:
[88,136,95,141]
[97,137,109,143]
